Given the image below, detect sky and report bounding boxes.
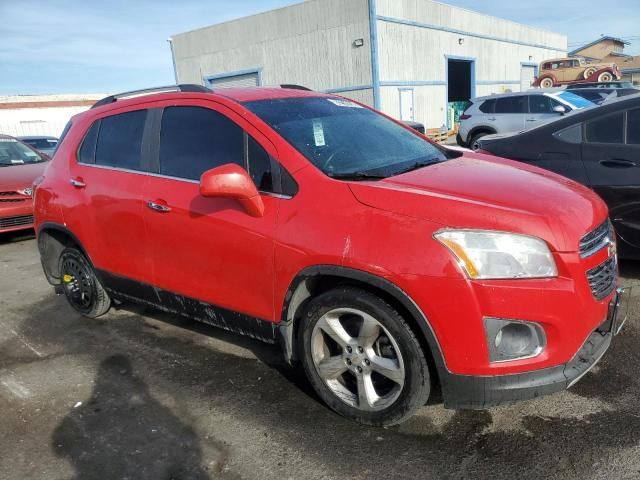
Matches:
[1,0,639,95]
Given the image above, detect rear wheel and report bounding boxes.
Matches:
[470,132,489,151]
[298,287,430,426]
[598,71,614,82]
[59,247,111,318]
[539,77,554,88]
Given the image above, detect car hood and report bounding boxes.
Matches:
[0,162,48,190]
[348,152,608,252]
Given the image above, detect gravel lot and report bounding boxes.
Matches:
[1,232,640,480]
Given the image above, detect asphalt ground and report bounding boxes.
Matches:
[1,231,640,480]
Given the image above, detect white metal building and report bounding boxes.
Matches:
[170,0,567,128]
[0,94,105,138]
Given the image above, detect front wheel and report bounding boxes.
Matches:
[598,71,614,82]
[298,287,430,426]
[470,132,489,151]
[59,247,111,318]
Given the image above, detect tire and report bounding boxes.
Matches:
[583,67,597,79]
[298,287,430,426]
[598,71,614,82]
[470,132,489,151]
[58,247,111,318]
[539,77,554,88]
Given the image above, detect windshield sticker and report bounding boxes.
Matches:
[24,151,38,157]
[313,120,326,146]
[327,98,363,108]
[11,159,25,164]
[0,138,17,142]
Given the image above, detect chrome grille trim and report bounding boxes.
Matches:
[580,220,613,258]
[0,215,34,229]
[586,256,617,301]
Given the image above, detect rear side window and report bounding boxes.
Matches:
[95,110,148,170]
[78,121,100,164]
[495,96,526,114]
[585,113,624,144]
[479,99,495,114]
[159,106,243,181]
[627,108,640,145]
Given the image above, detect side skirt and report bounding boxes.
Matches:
[96,269,278,344]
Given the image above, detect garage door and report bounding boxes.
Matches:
[207,72,260,89]
[520,66,536,91]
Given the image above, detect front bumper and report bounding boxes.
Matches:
[0,201,34,233]
[441,287,628,409]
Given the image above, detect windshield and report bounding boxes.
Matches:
[553,91,595,109]
[23,138,58,149]
[244,97,456,179]
[0,138,45,166]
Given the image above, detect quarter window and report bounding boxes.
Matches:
[585,113,624,144]
[479,99,496,114]
[95,110,148,170]
[78,120,100,164]
[247,135,273,192]
[159,106,243,181]
[495,96,527,114]
[627,108,640,145]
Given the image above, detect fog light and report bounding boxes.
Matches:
[484,318,546,362]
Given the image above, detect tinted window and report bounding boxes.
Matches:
[247,136,273,191]
[479,99,495,113]
[495,96,526,114]
[585,113,624,144]
[78,121,100,164]
[555,123,582,144]
[628,108,640,145]
[529,95,556,114]
[95,110,147,170]
[159,106,243,181]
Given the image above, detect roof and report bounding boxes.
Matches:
[569,36,631,56]
[216,86,329,102]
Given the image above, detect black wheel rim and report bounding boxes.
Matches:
[61,256,95,312]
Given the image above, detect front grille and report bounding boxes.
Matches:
[0,198,26,203]
[0,215,34,229]
[0,191,18,196]
[580,220,613,258]
[586,256,617,301]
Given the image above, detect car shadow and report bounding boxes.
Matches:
[8,293,640,480]
[0,229,35,244]
[51,354,210,480]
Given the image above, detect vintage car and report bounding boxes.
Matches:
[533,57,621,88]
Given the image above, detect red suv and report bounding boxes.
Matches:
[34,85,626,426]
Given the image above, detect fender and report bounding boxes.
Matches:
[467,125,497,143]
[278,265,449,376]
[37,222,94,285]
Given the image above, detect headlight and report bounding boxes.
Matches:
[17,187,33,197]
[434,229,557,279]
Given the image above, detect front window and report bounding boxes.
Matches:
[244,97,457,179]
[0,138,46,167]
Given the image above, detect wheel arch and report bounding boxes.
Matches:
[37,222,91,285]
[278,265,449,383]
[468,126,497,142]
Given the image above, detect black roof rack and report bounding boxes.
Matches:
[91,84,212,109]
[280,84,312,91]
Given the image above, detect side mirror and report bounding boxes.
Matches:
[199,164,264,217]
[553,105,568,115]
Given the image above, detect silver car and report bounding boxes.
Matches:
[457,90,595,150]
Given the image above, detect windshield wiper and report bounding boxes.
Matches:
[327,171,386,181]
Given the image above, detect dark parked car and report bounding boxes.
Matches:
[478,93,640,258]
[17,136,59,156]
[567,87,638,105]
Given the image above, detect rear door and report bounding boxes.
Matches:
[493,95,526,134]
[142,101,281,322]
[64,107,154,286]
[582,107,640,249]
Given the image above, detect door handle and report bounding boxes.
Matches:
[525,118,537,122]
[487,117,496,121]
[69,178,86,188]
[600,159,636,168]
[146,200,171,213]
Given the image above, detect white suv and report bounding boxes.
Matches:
[457,90,594,150]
